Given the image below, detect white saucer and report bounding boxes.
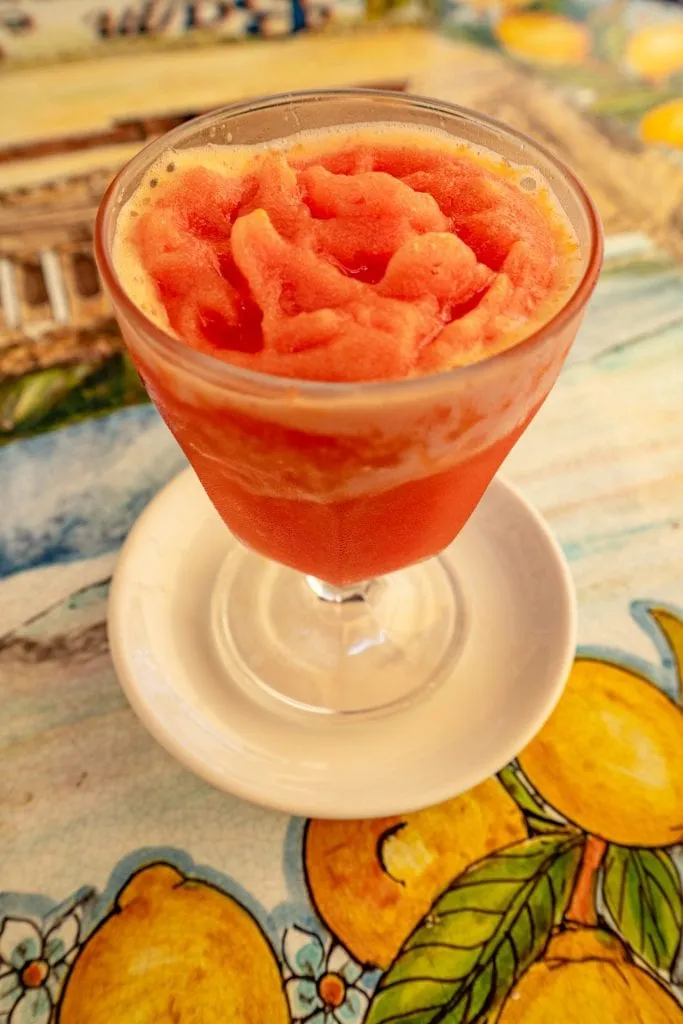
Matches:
[108,467,576,819]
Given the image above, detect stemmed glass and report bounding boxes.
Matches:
[96,89,602,722]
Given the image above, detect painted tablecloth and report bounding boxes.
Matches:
[1,16,683,1024]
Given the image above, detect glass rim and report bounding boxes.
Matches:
[95,87,603,401]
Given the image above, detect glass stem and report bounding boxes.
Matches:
[305,576,373,604]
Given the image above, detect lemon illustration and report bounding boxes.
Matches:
[493,926,683,1023]
[649,605,683,670]
[305,778,526,969]
[640,98,683,149]
[495,12,591,67]
[625,23,683,83]
[57,864,288,1023]
[519,657,683,847]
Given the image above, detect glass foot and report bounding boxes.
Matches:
[211,548,464,716]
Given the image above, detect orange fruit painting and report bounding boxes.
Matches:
[304,777,526,968]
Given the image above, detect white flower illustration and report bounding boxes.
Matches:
[284,926,369,1024]
[0,912,81,1023]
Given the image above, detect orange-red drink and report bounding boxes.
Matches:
[100,97,599,587]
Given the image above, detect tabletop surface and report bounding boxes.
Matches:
[1,13,683,1024]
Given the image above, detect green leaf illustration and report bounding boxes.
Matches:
[498,765,573,836]
[0,354,149,444]
[0,363,95,433]
[603,846,683,974]
[366,833,584,1024]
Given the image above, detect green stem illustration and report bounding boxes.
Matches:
[566,834,608,927]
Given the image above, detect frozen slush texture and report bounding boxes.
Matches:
[111,125,583,584]
[117,127,578,382]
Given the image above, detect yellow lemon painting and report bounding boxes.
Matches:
[313,603,683,1024]
[519,656,683,848]
[494,12,591,67]
[492,927,682,1024]
[640,99,683,151]
[20,600,678,1024]
[57,865,289,1024]
[625,22,683,83]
